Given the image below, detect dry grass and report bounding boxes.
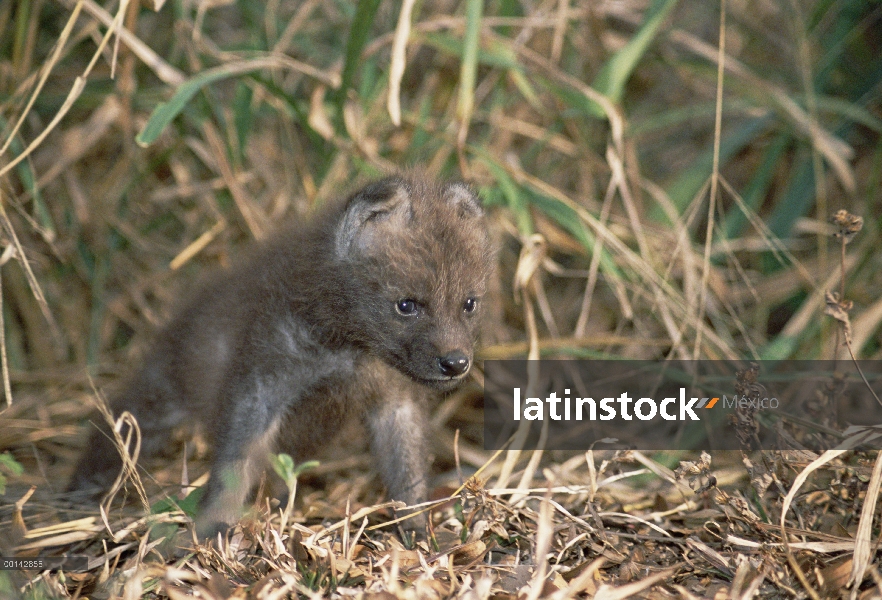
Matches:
[1,0,882,597]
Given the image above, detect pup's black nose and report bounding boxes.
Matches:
[438,351,470,377]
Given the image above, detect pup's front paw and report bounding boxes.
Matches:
[195,504,242,542]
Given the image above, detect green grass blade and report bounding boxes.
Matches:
[10,134,54,236]
[813,94,882,133]
[424,31,519,70]
[334,0,382,127]
[137,61,296,147]
[527,193,624,282]
[592,0,680,107]
[765,156,815,238]
[481,158,533,236]
[232,82,254,164]
[723,134,790,238]
[664,117,768,216]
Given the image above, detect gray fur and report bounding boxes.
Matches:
[68,175,493,538]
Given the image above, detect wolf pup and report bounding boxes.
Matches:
[69,175,493,537]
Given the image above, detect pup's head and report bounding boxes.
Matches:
[336,176,493,390]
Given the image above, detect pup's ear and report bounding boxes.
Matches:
[443,182,483,218]
[336,178,412,258]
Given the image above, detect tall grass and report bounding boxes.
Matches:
[0,0,878,384]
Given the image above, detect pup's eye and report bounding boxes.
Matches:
[396,299,418,315]
[463,297,478,313]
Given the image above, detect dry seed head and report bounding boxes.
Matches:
[464,476,487,494]
[830,209,863,244]
[824,290,854,344]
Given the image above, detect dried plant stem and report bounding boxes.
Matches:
[497,235,544,493]
[694,0,726,360]
[387,0,417,126]
[574,176,615,337]
[0,200,64,362]
[0,2,83,159]
[0,269,9,406]
[73,0,185,85]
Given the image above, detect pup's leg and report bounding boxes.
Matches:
[367,387,429,529]
[195,381,286,539]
